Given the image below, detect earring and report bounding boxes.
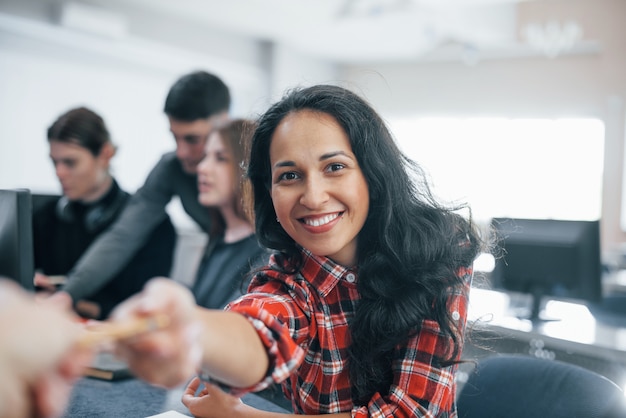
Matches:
[276,217,280,223]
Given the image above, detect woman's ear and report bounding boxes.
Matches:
[98,142,117,168]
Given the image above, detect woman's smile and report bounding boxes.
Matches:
[269,110,369,267]
[299,212,343,231]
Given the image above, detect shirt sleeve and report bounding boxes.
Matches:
[62,155,176,301]
[352,266,473,418]
[224,279,308,396]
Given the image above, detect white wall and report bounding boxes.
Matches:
[268,43,338,103]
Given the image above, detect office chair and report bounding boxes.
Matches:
[457,354,626,418]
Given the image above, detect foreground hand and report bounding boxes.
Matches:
[182,376,249,418]
[39,290,74,312]
[110,278,203,388]
[0,280,93,418]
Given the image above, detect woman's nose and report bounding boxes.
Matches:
[197,156,209,173]
[299,177,329,209]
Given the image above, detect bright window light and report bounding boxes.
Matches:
[473,252,495,273]
[389,117,605,224]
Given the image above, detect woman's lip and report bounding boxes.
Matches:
[198,181,213,190]
[298,212,343,233]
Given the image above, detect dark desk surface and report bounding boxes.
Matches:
[62,376,289,418]
[462,288,626,391]
[467,288,626,358]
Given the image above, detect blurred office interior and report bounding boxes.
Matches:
[0,0,623,247]
[0,0,624,262]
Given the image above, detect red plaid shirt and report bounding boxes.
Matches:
[226,248,472,417]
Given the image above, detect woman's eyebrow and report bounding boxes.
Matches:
[273,150,352,168]
[273,160,295,169]
[320,150,351,161]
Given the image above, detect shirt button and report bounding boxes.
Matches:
[346,273,356,283]
[452,311,460,321]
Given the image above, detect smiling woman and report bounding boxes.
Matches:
[107,84,485,418]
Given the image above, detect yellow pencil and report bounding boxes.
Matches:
[76,314,171,348]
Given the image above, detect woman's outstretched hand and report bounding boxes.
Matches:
[110,278,203,388]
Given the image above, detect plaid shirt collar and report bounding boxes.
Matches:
[269,245,359,297]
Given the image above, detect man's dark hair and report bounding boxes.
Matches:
[47,107,111,156]
[164,71,231,121]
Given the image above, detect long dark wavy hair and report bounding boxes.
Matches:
[247,84,483,404]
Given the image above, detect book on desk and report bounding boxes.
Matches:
[84,352,133,381]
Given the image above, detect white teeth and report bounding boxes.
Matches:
[303,213,339,227]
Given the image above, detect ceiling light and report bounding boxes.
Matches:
[521,20,583,58]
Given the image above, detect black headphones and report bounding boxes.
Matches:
[55,188,128,233]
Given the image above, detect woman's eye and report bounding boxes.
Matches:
[214,152,231,163]
[327,163,345,172]
[278,172,299,181]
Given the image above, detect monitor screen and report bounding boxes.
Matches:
[31,192,59,214]
[489,217,602,321]
[0,189,34,291]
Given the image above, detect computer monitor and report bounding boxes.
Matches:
[489,217,602,322]
[0,189,34,291]
[31,192,60,214]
